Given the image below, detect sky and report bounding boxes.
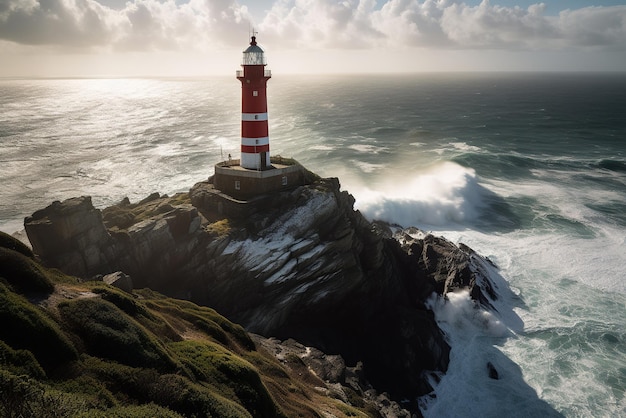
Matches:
[0,0,625,77]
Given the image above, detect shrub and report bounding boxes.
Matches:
[0,370,100,418]
[0,283,77,370]
[58,298,176,371]
[148,373,253,418]
[75,403,185,418]
[45,267,80,285]
[0,230,33,258]
[82,356,251,418]
[87,283,146,317]
[0,339,45,379]
[0,369,45,418]
[0,247,54,294]
[243,350,290,379]
[86,283,182,343]
[147,298,254,350]
[206,219,231,237]
[53,373,118,410]
[170,340,280,417]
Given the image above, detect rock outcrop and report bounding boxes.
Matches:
[24,197,118,277]
[252,335,413,418]
[24,175,497,410]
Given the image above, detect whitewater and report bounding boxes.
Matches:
[1,73,625,417]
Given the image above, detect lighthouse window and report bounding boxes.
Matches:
[255,139,259,144]
[235,181,240,190]
[254,115,258,120]
[253,90,258,97]
[282,176,288,186]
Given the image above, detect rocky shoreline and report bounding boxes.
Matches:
[23,173,501,415]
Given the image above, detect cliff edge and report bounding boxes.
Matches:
[24,174,499,411]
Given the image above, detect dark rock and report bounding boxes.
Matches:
[102,271,133,294]
[23,173,501,412]
[487,361,499,379]
[24,196,118,277]
[251,334,412,417]
[392,228,497,310]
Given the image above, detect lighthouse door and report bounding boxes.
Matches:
[260,152,268,170]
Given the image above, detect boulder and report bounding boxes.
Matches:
[24,196,117,277]
[102,271,133,294]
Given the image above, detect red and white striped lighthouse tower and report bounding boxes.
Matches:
[236,33,271,170]
[212,34,305,198]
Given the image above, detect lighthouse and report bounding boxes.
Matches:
[237,34,271,170]
[212,33,306,201]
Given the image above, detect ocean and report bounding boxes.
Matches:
[1,73,625,417]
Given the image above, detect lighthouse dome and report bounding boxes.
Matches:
[242,36,266,65]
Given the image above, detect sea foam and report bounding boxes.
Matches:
[419,252,564,418]
[353,161,485,227]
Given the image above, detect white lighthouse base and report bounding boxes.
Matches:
[241,152,271,170]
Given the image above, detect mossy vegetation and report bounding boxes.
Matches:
[58,297,178,372]
[0,230,34,258]
[0,236,380,417]
[142,296,255,351]
[0,283,77,371]
[270,156,322,184]
[206,218,232,238]
[0,246,54,294]
[170,340,281,417]
[87,281,151,318]
[102,193,191,230]
[0,340,45,379]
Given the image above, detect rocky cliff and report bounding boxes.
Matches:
[0,231,409,417]
[24,174,498,411]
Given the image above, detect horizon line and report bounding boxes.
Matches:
[2,69,626,81]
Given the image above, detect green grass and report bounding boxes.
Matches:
[170,340,282,418]
[143,296,254,351]
[0,230,34,258]
[0,247,54,294]
[58,298,178,372]
[81,355,252,417]
[0,282,77,370]
[87,281,150,317]
[87,283,182,343]
[0,244,378,417]
[0,340,45,379]
[74,403,186,418]
[0,369,95,418]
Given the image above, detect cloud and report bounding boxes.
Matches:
[0,0,115,47]
[259,0,385,48]
[558,6,626,49]
[436,2,626,50]
[0,0,251,51]
[0,0,625,53]
[439,1,557,48]
[370,0,451,47]
[260,0,626,51]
